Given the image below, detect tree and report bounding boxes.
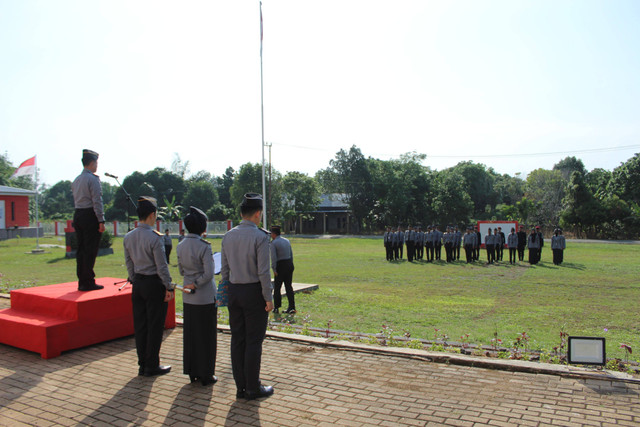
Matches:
[229,163,282,223]
[215,167,235,209]
[171,153,190,179]
[281,171,321,232]
[493,174,525,206]
[40,180,74,219]
[585,168,611,197]
[325,146,375,231]
[560,171,606,237]
[432,169,473,226]
[553,156,586,181]
[608,153,640,204]
[0,153,34,190]
[183,180,219,214]
[451,161,498,218]
[525,169,566,226]
[158,195,183,222]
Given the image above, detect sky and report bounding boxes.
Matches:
[1,0,639,187]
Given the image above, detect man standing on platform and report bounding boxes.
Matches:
[72,149,105,291]
[270,225,295,314]
[123,197,174,377]
[221,193,274,400]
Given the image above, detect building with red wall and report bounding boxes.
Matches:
[0,185,36,229]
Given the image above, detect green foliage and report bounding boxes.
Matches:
[39,180,75,220]
[525,169,566,226]
[182,180,218,214]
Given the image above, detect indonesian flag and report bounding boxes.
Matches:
[11,156,36,178]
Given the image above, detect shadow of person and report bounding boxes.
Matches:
[163,382,214,426]
[224,397,262,426]
[76,376,154,425]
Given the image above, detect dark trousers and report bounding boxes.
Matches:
[165,245,172,263]
[73,208,101,289]
[529,248,539,264]
[464,244,473,263]
[445,243,452,262]
[385,244,393,261]
[399,243,403,259]
[132,274,168,373]
[486,245,495,263]
[455,244,461,260]
[474,247,480,261]
[552,249,563,265]
[509,248,517,263]
[435,243,442,260]
[183,303,217,379]
[406,242,415,262]
[496,245,503,260]
[517,246,525,261]
[228,282,269,393]
[273,259,295,310]
[426,243,433,261]
[393,245,399,260]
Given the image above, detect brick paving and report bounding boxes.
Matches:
[1,323,639,427]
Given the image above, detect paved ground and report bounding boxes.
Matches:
[1,319,639,427]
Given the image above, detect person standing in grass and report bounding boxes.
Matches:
[527,227,540,264]
[463,227,476,263]
[507,227,518,264]
[270,225,296,314]
[485,227,495,264]
[163,229,172,264]
[517,225,527,262]
[551,228,566,265]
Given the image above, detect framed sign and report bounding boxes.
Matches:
[568,337,606,365]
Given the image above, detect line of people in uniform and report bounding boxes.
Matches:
[384,224,566,266]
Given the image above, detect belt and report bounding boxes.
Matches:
[75,207,94,212]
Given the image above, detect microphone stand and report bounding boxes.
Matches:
[112,177,137,232]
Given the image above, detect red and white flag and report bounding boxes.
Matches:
[11,156,36,178]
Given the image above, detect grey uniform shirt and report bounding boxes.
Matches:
[177,234,216,305]
[463,233,476,246]
[71,168,105,222]
[507,233,518,248]
[270,235,293,271]
[221,219,272,302]
[123,223,173,290]
[163,234,172,247]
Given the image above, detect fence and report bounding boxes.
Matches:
[35,220,231,237]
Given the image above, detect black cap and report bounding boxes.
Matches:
[184,206,208,235]
[82,149,99,162]
[137,196,157,218]
[242,193,263,209]
[270,225,281,235]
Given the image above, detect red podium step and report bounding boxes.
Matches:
[0,277,175,359]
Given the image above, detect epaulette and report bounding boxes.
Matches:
[260,227,270,235]
[153,230,163,236]
[200,237,211,245]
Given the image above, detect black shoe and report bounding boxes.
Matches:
[236,389,245,399]
[144,365,171,377]
[78,284,104,291]
[189,375,198,383]
[201,376,218,386]
[273,308,279,314]
[138,367,145,376]
[285,308,297,314]
[244,385,274,400]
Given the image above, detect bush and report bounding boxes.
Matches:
[66,230,114,250]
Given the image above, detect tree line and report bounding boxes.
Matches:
[2,149,639,239]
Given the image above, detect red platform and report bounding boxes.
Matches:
[0,277,176,359]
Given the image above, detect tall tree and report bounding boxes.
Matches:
[608,153,640,204]
[432,169,473,226]
[215,166,235,209]
[281,171,321,232]
[325,146,375,231]
[229,163,282,222]
[40,180,75,219]
[183,180,219,214]
[525,169,566,226]
[553,156,587,181]
[451,161,498,218]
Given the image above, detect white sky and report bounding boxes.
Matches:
[1,0,639,186]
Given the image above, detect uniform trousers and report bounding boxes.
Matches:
[73,208,101,289]
[464,244,473,263]
[273,259,295,310]
[552,249,564,265]
[406,242,415,262]
[165,245,172,263]
[393,244,399,260]
[132,274,168,373]
[509,247,517,263]
[445,242,453,262]
[435,243,442,260]
[486,245,495,263]
[517,245,525,261]
[529,248,539,264]
[228,282,269,394]
[183,303,217,379]
[455,244,461,260]
[496,244,503,261]
[399,243,403,259]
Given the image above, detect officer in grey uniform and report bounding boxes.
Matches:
[177,206,217,386]
[71,149,105,291]
[507,227,518,264]
[123,197,174,377]
[396,226,404,259]
[463,226,476,263]
[383,227,393,261]
[221,193,274,400]
[454,226,462,261]
[434,225,443,260]
[271,225,296,314]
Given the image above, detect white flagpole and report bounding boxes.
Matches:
[35,155,40,250]
[260,1,268,228]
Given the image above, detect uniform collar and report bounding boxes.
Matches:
[186,233,201,238]
[138,223,153,230]
[239,219,258,228]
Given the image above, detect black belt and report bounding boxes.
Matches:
[230,282,260,286]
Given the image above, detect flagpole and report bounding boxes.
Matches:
[260,1,268,229]
[35,155,40,250]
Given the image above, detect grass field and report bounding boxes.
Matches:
[1,235,638,359]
